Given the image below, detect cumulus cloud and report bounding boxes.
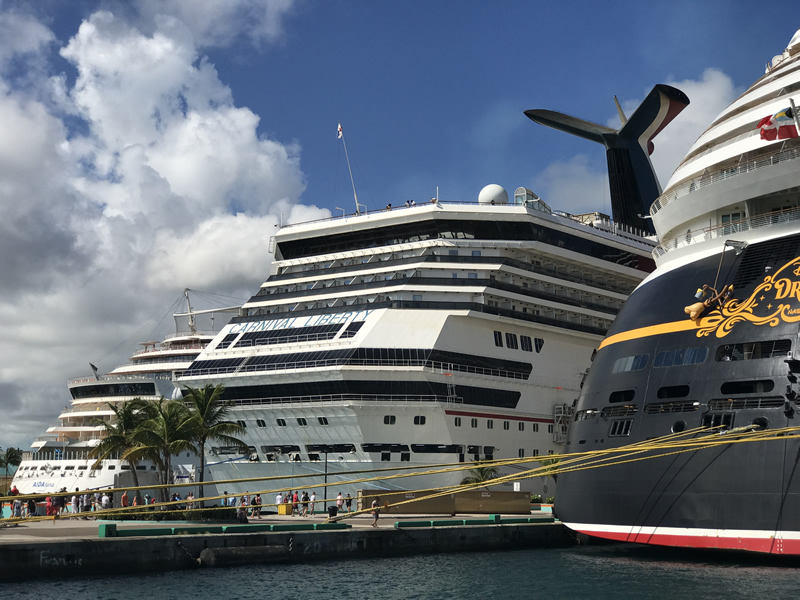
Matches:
[0,2,324,448]
[532,69,739,218]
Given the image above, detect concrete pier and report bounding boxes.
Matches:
[0,512,573,581]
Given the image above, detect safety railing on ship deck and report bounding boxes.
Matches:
[653,205,800,258]
[180,358,528,380]
[650,144,800,215]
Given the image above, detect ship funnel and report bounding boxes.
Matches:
[525,84,689,235]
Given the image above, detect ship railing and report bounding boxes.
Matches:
[228,393,463,407]
[181,358,526,380]
[131,343,209,356]
[276,201,653,244]
[20,449,99,462]
[650,143,800,216]
[68,373,174,385]
[161,329,221,341]
[653,205,800,257]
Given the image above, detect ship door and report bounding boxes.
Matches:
[702,412,734,431]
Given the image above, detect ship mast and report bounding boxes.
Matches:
[338,122,361,214]
[184,288,196,335]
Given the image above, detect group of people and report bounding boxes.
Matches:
[221,491,263,523]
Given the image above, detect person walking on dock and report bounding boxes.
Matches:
[345,493,352,513]
[337,492,344,513]
[371,497,380,527]
[309,491,316,516]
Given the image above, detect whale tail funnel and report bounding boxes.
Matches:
[525,84,689,235]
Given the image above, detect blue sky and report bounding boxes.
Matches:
[0,0,797,448]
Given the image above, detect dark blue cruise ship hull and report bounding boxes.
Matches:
[558,234,800,554]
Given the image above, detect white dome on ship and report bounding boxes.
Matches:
[478,184,508,205]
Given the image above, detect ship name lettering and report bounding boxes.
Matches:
[773,278,800,301]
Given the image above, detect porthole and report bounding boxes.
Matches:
[752,417,769,430]
[671,420,686,433]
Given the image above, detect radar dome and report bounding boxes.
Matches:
[478,184,508,205]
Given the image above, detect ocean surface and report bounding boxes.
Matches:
[6,543,800,599]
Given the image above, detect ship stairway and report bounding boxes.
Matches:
[553,403,574,444]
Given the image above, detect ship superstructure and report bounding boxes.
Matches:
[557,28,800,554]
[176,188,656,499]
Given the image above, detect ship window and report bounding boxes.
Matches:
[521,336,533,352]
[401,452,410,461]
[657,385,691,399]
[518,422,525,431]
[276,419,287,427]
[308,453,321,462]
[609,389,636,403]
[715,340,791,361]
[547,424,554,433]
[535,338,544,353]
[107,465,115,470]
[236,420,247,428]
[654,346,708,367]
[471,418,478,428]
[414,415,426,425]
[413,294,422,301]
[518,449,525,457]
[493,331,503,347]
[472,251,481,257]
[317,417,329,426]
[297,418,308,427]
[672,421,686,433]
[468,272,478,279]
[612,354,649,373]
[487,419,494,429]
[381,452,391,462]
[505,333,519,350]
[720,380,774,394]
[256,419,266,427]
[532,423,539,432]
[609,419,633,437]
[449,250,458,256]
[532,449,539,456]
[384,415,396,425]
[503,420,510,430]
[454,417,462,427]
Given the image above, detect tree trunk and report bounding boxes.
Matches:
[198,438,206,508]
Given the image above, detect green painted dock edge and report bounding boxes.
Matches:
[99,522,351,538]
[394,515,554,529]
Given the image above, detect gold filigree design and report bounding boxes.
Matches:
[695,255,800,339]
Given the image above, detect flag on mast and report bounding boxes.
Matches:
[337,122,343,139]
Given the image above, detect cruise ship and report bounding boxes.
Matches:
[11,290,237,495]
[175,151,669,500]
[556,28,800,554]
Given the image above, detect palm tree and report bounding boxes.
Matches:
[89,399,150,503]
[183,384,245,507]
[125,397,197,502]
[460,462,499,488]
[4,447,22,478]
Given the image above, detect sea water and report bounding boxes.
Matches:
[5,544,800,599]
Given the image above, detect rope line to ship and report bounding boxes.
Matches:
[3,421,799,526]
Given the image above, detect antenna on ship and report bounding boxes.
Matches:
[338,122,361,214]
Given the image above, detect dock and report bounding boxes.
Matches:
[0,511,572,581]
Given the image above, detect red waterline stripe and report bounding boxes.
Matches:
[572,527,800,555]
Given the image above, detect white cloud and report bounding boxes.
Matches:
[134,0,297,48]
[530,154,611,216]
[0,4,317,449]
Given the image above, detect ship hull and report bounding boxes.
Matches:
[559,235,800,554]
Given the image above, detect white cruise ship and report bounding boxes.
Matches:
[176,185,658,500]
[12,290,237,495]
